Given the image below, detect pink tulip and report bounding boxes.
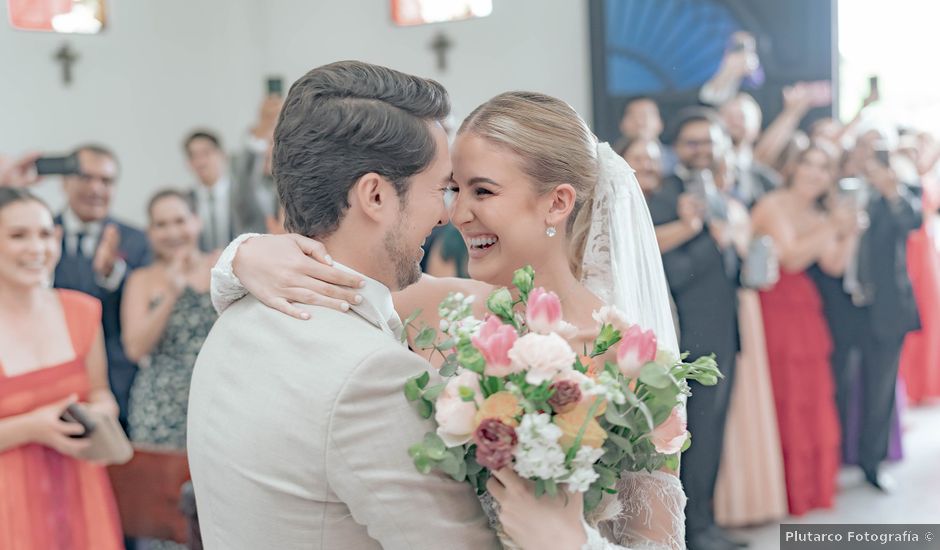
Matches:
[526,287,564,334]
[472,316,520,377]
[651,405,688,455]
[616,325,658,378]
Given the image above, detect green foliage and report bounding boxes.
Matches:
[486,287,515,324]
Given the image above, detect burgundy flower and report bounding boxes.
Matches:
[473,418,518,470]
[548,380,582,414]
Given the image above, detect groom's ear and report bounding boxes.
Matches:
[351,172,396,223]
[545,183,577,227]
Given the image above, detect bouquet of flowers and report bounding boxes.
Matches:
[404,267,720,533]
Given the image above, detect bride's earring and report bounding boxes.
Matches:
[545,226,557,238]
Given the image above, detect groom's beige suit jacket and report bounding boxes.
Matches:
[187,275,498,549]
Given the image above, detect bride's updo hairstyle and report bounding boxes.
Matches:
[457,91,599,277]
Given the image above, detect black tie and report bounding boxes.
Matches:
[75,232,87,258]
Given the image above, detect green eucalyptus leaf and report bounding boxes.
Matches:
[422,383,446,402]
[404,379,421,401]
[439,357,459,377]
[639,363,671,389]
[415,371,430,390]
[423,433,447,460]
[415,327,438,349]
[416,399,433,419]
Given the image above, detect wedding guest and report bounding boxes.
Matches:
[54,144,152,430]
[647,108,740,550]
[711,151,788,528]
[122,189,217,549]
[836,149,921,490]
[750,144,859,515]
[0,187,123,549]
[616,136,663,197]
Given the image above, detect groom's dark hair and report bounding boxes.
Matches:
[273,60,450,237]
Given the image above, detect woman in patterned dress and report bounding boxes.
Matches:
[122,189,218,549]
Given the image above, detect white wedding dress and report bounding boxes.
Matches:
[208,143,687,550]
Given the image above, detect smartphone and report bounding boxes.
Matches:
[874,148,891,167]
[61,403,97,439]
[869,76,880,99]
[266,77,284,96]
[35,154,79,176]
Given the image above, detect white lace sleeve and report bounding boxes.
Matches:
[210,233,262,314]
[599,471,687,550]
[582,521,631,550]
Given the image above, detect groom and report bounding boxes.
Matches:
[187,61,498,549]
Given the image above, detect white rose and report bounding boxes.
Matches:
[508,333,577,385]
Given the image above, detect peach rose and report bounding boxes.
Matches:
[650,405,688,455]
[554,402,608,451]
[435,370,483,447]
[474,391,522,428]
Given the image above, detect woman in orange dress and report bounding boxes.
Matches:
[0,188,123,550]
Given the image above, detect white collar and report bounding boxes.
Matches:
[62,208,104,235]
[332,261,402,339]
[195,176,230,197]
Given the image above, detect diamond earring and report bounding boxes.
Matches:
[546,226,557,238]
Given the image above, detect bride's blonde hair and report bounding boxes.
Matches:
[458,91,599,278]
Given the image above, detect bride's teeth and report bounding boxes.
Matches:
[469,236,498,248]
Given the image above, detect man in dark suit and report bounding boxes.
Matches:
[647,109,741,550]
[837,154,920,490]
[54,145,151,429]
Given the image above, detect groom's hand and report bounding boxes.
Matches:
[234,233,366,320]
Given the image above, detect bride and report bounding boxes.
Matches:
[212,91,686,550]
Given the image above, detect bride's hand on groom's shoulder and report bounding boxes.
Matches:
[487,468,588,550]
[233,233,365,319]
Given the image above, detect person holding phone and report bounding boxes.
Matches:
[53,144,152,431]
[0,187,123,549]
[0,152,42,187]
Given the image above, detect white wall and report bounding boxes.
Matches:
[0,0,266,220]
[260,0,591,128]
[0,0,591,222]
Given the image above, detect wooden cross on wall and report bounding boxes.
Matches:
[429,32,453,72]
[54,43,79,86]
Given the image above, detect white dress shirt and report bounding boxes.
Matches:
[194,176,232,250]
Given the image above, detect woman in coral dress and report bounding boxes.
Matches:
[0,188,123,550]
[750,145,858,515]
[900,172,940,404]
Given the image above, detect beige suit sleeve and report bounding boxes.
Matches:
[327,346,499,550]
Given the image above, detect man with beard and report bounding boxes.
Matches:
[186,61,497,550]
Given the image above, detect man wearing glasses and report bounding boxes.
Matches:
[55,144,152,430]
[647,109,742,550]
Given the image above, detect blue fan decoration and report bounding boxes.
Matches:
[604,0,742,96]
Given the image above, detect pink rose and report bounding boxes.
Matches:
[435,370,483,447]
[650,405,688,455]
[526,287,564,334]
[616,325,658,378]
[553,368,593,405]
[472,316,520,377]
[508,333,577,385]
[473,418,518,470]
